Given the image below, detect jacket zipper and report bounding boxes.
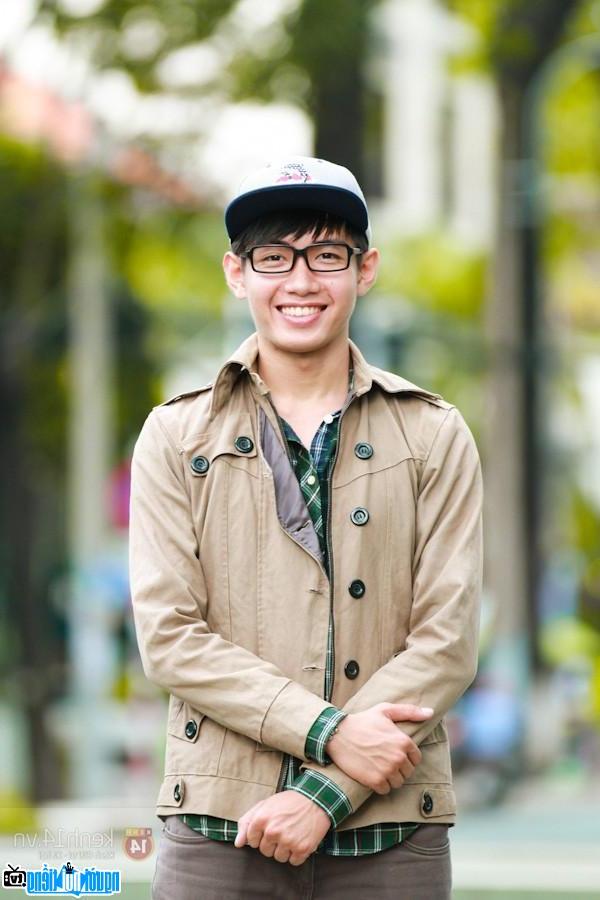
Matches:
[275,755,288,793]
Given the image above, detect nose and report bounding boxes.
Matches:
[282,254,319,294]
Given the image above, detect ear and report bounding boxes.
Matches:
[223,250,247,299]
[356,247,380,297]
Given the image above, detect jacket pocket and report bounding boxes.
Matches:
[158,775,187,808]
[402,822,450,854]
[164,697,223,776]
[181,413,259,480]
[166,696,205,744]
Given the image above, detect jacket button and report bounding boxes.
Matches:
[173,783,181,803]
[190,455,209,475]
[234,435,254,453]
[354,442,373,460]
[350,507,369,526]
[422,792,433,814]
[184,720,198,740]
[348,579,366,599]
[344,660,360,679]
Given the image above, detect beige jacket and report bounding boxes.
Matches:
[129,332,483,829]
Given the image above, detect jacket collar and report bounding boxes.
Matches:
[208,331,440,419]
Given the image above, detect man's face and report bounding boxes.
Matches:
[223,229,379,357]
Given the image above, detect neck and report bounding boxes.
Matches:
[256,334,351,406]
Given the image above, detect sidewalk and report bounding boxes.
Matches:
[451,770,600,894]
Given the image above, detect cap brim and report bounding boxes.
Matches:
[225,184,369,242]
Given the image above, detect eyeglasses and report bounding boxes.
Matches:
[240,242,363,274]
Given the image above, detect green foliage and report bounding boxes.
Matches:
[0,136,69,472]
[120,210,225,318]
[377,232,486,321]
[0,789,38,834]
[541,63,600,174]
[568,490,600,563]
[286,0,379,84]
[38,0,239,92]
[449,0,600,333]
[448,0,589,75]
[447,0,504,73]
[0,138,160,462]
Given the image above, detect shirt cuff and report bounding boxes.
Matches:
[304,707,347,766]
[286,770,353,829]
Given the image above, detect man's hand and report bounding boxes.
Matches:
[327,703,433,794]
[234,791,330,866]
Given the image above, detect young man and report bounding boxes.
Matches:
[129,156,483,899]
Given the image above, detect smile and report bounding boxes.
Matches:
[276,305,326,318]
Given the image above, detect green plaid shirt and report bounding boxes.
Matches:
[183,366,419,854]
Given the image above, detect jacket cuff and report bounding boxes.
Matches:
[286,770,353,828]
[260,681,333,760]
[305,708,347,765]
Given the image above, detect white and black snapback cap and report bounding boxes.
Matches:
[225,156,371,244]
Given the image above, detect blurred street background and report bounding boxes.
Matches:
[1,0,600,896]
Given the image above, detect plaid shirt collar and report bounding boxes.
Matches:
[276,366,354,562]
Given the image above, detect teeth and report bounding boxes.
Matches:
[279,306,322,317]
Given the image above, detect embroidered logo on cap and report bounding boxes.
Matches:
[275,162,312,183]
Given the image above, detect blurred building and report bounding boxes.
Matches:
[376,0,497,247]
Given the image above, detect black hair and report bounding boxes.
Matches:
[230,209,369,256]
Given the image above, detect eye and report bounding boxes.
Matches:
[252,246,291,267]
[314,246,345,262]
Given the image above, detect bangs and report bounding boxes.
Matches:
[231,209,368,255]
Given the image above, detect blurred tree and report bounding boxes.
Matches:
[446,0,585,680]
[490,1,582,671]
[0,138,69,804]
[276,0,380,183]
[39,0,382,185]
[0,137,157,802]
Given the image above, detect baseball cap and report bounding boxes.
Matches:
[225,156,371,245]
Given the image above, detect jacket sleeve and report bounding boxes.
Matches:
[299,405,483,815]
[129,409,332,760]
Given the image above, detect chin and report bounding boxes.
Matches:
[270,332,332,354]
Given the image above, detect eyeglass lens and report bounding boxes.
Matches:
[251,243,351,272]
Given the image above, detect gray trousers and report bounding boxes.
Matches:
[152,815,452,899]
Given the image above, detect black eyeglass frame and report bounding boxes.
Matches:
[239,241,364,274]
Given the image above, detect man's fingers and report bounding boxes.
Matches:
[235,800,266,848]
[384,757,415,790]
[273,845,291,864]
[245,812,267,849]
[258,836,277,858]
[388,773,405,789]
[384,703,433,722]
[371,777,392,795]
[234,820,248,848]
[246,821,264,849]
[407,746,422,767]
[398,757,414,780]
